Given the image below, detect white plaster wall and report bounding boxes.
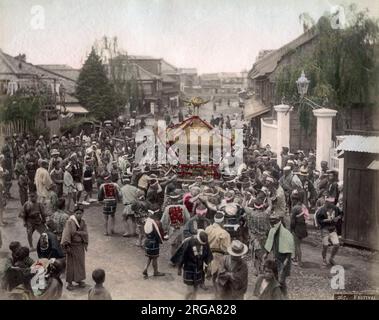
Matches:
[260,118,278,153]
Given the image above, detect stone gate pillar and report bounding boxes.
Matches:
[313,108,338,170]
[274,104,292,167]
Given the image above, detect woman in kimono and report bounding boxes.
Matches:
[142,212,165,278]
[61,206,88,291]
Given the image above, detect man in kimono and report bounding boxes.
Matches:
[25,145,39,192]
[121,183,140,237]
[183,186,201,216]
[297,168,317,209]
[1,136,13,182]
[205,212,231,288]
[70,153,84,204]
[50,160,64,198]
[171,230,213,300]
[48,149,63,173]
[19,192,47,250]
[216,240,248,300]
[263,212,295,298]
[326,170,339,205]
[183,202,212,239]
[37,231,64,260]
[34,159,53,206]
[17,166,29,206]
[316,197,343,266]
[279,166,302,210]
[245,189,272,276]
[143,211,165,278]
[160,190,191,257]
[61,206,88,291]
[98,173,122,236]
[49,198,69,242]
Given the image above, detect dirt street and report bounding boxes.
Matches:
[1,177,378,300]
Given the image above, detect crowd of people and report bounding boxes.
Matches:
[0,115,344,300]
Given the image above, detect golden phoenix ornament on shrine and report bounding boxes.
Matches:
[181,96,210,116]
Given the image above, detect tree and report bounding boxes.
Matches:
[275,5,379,131]
[76,48,119,121]
[0,94,43,130]
[94,36,143,115]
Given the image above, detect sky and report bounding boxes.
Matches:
[0,0,378,74]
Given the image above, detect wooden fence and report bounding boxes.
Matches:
[0,120,36,147]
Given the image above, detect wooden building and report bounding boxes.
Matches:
[337,135,379,250]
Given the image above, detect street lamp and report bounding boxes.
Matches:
[296,70,310,98]
[284,70,326,114]
[295,70,327,110]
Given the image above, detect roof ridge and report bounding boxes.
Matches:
[1,50,76,82]
[251,28,318,69]
[131,63,161,79]
[0,49,19,74]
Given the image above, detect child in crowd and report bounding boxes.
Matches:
[253,259,284,300]
[88,268,112,300]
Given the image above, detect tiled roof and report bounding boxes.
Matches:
[38,64,75,70]
[131,63,160,81]
[37,65,80,81]
[162,74,177,83]
[200,73,220,81]
[179,68,197,74]
[128,55,159,60]
[244,97,271,120]
[248,28,318,80]
[336,135,379,154]
[65,94,79,103]
[0,49,77,93]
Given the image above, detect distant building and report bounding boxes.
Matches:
[37,64,80,81]
[199,73,221,94]
[0,49,87,142]
[178,68,199,91]
[246,29,319,150]
[247,27,379,151]
[110,55,181,115]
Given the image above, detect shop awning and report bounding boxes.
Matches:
[336,135,379,154]
[244,98,271,120]
[56,104,89,114]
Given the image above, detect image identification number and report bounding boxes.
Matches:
[185,304,237,315]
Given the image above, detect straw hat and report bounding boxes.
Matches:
[227,240,248,257]
[50,149,60,156]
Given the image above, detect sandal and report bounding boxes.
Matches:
[66,284,75,291]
